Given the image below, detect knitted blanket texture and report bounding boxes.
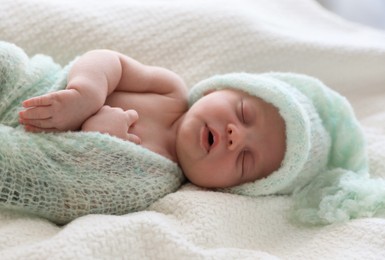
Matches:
[0,42,184,224]
[1,0,385,258]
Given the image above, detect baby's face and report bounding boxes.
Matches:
[176,89,286,188]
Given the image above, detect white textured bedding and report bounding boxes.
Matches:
[1,0,385,259]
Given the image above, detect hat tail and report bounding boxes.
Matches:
[291,168,385,225]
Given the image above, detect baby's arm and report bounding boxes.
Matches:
[81,105,141,144]
[19,50,187,132]
[19,51,124,131]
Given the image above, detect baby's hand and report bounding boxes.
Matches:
[19,89,91,132]
[81,105,141,144]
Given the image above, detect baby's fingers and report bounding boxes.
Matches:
[22,124,59,133]
[19,118,55,130]
[19,106,52,120]
[125,109,139,126]
[126,133,141,144]
[23,94,53,108]
[125,110,140,144]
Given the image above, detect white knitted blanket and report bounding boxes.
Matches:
[1,0,385,259]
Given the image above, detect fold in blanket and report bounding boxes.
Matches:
[0,42,184,224]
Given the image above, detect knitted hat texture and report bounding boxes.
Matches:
[188,72,367,197]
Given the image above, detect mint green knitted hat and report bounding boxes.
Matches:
[188,72,368,197]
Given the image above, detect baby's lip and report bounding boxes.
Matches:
[200,125,210,153]
[200,124,218,153]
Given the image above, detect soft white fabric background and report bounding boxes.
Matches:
[317,0,385,30]
[1,0,385,259]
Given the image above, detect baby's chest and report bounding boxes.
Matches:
[105,91,183,160]
[129,115,164,140]
[128,117,175,160]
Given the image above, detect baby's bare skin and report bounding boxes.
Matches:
[82,105,141,144]
[19,50,189,161]
[18,50,286,189]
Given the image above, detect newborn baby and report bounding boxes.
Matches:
[19,50,286,190]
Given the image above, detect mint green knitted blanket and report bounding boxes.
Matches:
[0,42,184,224]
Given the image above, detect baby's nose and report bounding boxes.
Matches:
[227,123,244,151]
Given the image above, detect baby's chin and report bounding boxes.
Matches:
[183,170,247,189]
[182,170,211,188]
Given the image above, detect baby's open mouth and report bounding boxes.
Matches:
[208,130,214,147]
[206,126,218,152]
[201,125,216,153]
